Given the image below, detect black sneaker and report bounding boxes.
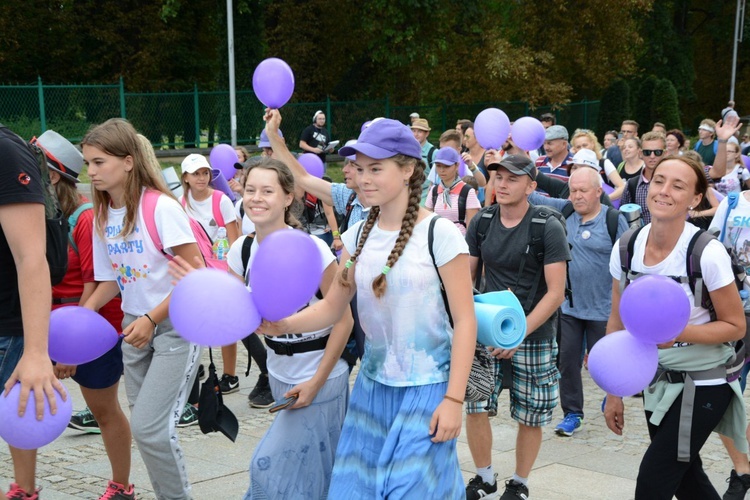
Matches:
[218,374,239,394]
[465,474,497,500]
[724,469,750,500]
[177,403,199,427]
[248,374,273,408]
[68,407,101,434]
[500,480,529,500]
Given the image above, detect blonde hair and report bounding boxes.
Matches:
[339,155,426,298]
[82,118,174,238]
[571,129,604,160]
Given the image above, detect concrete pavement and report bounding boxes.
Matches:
[1,346,745,499]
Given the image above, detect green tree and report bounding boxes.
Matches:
[597,79,631,138]
[634,75,659,130]
[652,78,682,130]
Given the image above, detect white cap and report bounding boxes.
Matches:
[181,154,211,174]
[571,149,600,172]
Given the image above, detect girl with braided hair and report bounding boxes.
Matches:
[260,118,476,498]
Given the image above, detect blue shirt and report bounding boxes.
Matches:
[331,183,365,229]
[563,207,628,320]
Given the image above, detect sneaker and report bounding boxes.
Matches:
[218,374,239,394]
[554,413,583,437]
[68,407,101,434]
[499,480,529,500]
[724,469,750,500]
[6,483,39,500]
[248,374,274,408]
[465,474,498,500]
[177,403,199,427]
[99,480,136,500]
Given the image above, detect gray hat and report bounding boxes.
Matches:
[34,130,84,183]
[496,154,537,180]
[545,125,569,141]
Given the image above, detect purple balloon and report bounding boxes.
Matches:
[743,154,750,170]
[458,157,469,177]
[474,108,510,150]
[250,229,324,321]
[252,58,295,109]
[620,275,691,344]
[170,268,261,346]
[601,183,620,209]
[510,117,546,151]
[588,330,659,397]
[0,382,72,449]
[209,144,238,181]
[298,153,325,178]
[49,306,119,365]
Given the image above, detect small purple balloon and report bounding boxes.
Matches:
[250,229,324,321]
[298,153,325,178]
[601,183,620,209]
[252,58,295,109]
[0,382,72,449]
[49,306,119,365]
[510,117,546,151]
[588,330,659,397]
[742,154,750,170]
[458,157,469,177]
[209,144,238,181]
[474,108,510,150]
[620,274,691,344]
[170,268,261,346]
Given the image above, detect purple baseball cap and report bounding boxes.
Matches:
[433,147,461,166]
[258,129,283,148]
[339,118,421,160]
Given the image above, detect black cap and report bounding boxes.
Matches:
[496,154,537,180]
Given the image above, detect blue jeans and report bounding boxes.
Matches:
[0,336,25,386]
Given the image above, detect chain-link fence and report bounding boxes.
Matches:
[0,79,600,150]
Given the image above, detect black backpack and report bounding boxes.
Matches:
[473,204,571,310]
[430,182,473,227]
[559,203,622,245]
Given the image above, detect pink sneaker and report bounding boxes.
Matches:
[98,481,136,500]
[6,483,39,500]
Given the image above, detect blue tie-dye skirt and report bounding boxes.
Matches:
[327,373,464,499]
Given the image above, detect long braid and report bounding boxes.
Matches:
[339,206,380,289]
[371,157,424,298]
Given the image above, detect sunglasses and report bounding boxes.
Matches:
[642,149,664,157]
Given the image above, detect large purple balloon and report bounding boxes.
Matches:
[252,58,295,109]
[298,153,325,178]
[588,330,659,397]
[0,382,72,449]
[474,108,510,150]
[620,275,691,344]
[250,229,324,321]
[209,144,238,180]
[170,268,261,346]
[49,306,119,365]
[510,117,546,151]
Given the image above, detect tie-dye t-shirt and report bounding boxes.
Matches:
[93,191,195,316]
[341,214,469,387]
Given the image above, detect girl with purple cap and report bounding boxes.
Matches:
[426,146,481,235]
[260,118,476,498]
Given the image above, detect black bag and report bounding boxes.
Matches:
[198,349,238,442]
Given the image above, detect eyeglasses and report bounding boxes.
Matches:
[642,149,664,157]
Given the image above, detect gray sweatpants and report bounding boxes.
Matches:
[122,313,201,500]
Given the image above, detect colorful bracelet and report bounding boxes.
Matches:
[443,395,464,405]
[332,230,341,237]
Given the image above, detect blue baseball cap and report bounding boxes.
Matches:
[339,118,422,160]
[433,147,461,166]
[258,129,283,148]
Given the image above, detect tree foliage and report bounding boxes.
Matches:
[634,75,659,130]
[652,78,682,130]
[597,79,631,138]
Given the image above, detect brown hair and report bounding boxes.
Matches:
[653,154,708,200]
[339,155,426,298]
[235,146,249,163]
[243,157,303,230]
[82,118,174,238]
[439,129,462,146]
[53,175,85,218]
[666,129,685,148]
[622,119,640,132]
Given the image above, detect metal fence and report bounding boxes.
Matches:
[0,78,600,150]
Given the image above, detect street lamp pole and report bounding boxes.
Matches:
[730,0,746,102]
[227,0,237,146]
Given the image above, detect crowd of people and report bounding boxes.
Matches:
[1,102,750,500]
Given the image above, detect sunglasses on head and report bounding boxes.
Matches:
[642,149,664,157]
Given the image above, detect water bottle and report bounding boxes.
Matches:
[741,290,750,315]
[212,227,229,261]
[620,203,644,230]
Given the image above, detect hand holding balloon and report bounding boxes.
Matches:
[257,318,291,337]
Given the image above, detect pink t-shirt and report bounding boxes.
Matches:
[426,182,481,235]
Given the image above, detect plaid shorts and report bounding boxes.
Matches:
[466,338,560,427]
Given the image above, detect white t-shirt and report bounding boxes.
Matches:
[93,191,196,316]
[342,214,469,387]
[234,199,256,235]
[602,158,617,177]
[710,192,750,275]
[226,229,345,385]
[709,164,750,196]
[179,190,236,241]
[609,223,735,382]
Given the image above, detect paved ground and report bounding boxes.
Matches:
[0,346,745,500]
